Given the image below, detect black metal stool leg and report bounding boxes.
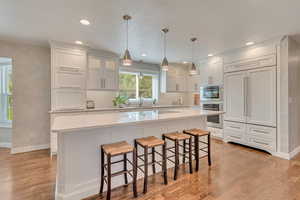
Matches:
[174,139,179,180]
[99,147,105,194]
[195,136,200,171]
[132,150,138,198]
[208,134,212,166]
[183,139,186,163]
[124,153,128,185]
[143,146,148,194]
[106,154,112,200]
[162,143,168,185]
[152,147,156,174]
[188,138,193,174]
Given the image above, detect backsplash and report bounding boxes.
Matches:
[86,90,195,108]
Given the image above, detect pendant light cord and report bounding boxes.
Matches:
[164,33,167,57]
[126,19,129,50]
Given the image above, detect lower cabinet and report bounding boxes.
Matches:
[224,121,276,153]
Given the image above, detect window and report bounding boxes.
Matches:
[0,64,12,125]
[119,71,158,101]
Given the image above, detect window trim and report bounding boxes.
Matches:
[119,70,159,102]
[0,64,12,127]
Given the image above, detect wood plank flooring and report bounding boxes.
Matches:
[1,140,300,200]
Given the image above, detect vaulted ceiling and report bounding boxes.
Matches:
[1,0,300,63]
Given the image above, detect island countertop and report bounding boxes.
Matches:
[52,108,224,133]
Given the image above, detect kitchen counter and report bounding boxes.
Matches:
[49,105,191,114]
[54,108,224,200]
[52,108,223,133]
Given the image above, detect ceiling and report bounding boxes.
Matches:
[1,0,300,64]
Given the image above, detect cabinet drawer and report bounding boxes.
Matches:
[246,136,275,152]
[55,72,85,89]
[247,124,276,140]
[224,121,246,132]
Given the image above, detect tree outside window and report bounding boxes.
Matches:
[119,71,158,101]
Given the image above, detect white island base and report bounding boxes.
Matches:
[53,109,222,200]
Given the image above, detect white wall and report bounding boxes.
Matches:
[0,40,51,152]
[288,37,300,152]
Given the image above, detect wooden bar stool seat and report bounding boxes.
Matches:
[183,129,211,171]
[99,141,137,200]
[162,132,193,180]
[135,136,168,194]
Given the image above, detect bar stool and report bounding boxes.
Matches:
[99,141,137,200]
[134,136,168,194]
[183,129,211,171]
[162,132,193,180]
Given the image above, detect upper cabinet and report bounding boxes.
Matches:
[50,42,87,111]
[161,64,187,93]
[199,57,223,86]
[87,55,119,91]
[187,75,201,93]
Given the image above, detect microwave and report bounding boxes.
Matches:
[200,85,223,101]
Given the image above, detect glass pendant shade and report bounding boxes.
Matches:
[161,28,169,71]
[189,37,197,75]
[122,15,132,66]
[122,49,132,66]
[190,62,197,75]
[161,57,169,71]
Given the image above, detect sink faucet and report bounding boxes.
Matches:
[138,96,143,107]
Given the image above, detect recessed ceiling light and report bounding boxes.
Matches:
[208,54,213,57]
[80,19,90,25]
[183,61,189,64]
[246,41,254,46]
[75,41,83,45]
[141,53,147,57]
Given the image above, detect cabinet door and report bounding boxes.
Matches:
[188,76,200,92]
[166,76,177,92]
[199,62,209,86]
[246,67,276,127]
[87,56,102,90]
[224,71,246,123]
[102,60,119,90]
[211,61,223,85]
[176,76,186,92]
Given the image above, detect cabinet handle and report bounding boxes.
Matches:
[253,139,269,146]
[229,126,240,129]
[253,129,268,134]
[230,135,241,139]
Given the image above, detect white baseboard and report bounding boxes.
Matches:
[56,179,100,200]
[273,146,300,160]
[11,144,50,154]
[0,142,11,148]
[289,146,300,159]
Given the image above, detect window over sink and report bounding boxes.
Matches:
[119,71,159,102]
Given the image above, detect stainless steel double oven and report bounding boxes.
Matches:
[200,85,223,128]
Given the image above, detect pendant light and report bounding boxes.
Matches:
[122,15,132,66]
[189,37,198,75]
[161,28,169,71]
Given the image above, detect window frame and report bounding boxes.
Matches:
[119,70,159,102]
[0,64,12,127]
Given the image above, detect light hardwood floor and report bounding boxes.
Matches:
[1,140,300,200]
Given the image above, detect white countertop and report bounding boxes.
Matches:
[49,105,190,114]
[52,108,224,133]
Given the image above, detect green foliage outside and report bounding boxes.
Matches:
[119,73,153,99]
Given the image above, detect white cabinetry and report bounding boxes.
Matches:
[187,75,201,92]
[51,44,87,111]
[161,65,187,93]
[199,59,223,86]
[87,55,119,91]
[223,53,277,154]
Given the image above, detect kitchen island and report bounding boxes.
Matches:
[52,108,223,200]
